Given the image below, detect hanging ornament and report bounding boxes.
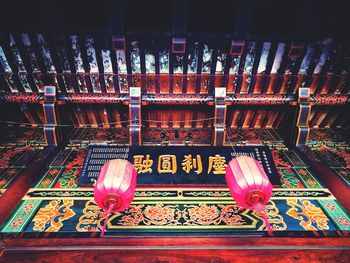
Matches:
[225,156,273,232]
[94,159,137,236]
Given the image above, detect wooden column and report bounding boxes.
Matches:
[129,87,142,145]
[43,86,59,146]
[292,87,311,146]
[213,87,227,146]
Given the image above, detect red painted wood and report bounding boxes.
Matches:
[3,237,350,248]
[2,249,349,263]
[1,237,349,263]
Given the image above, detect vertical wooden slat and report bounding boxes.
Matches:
[86,106,98,128]
[267,43,286,94]
[325,112,340,128]
[112,108,122,128]
[242,109,253,128]
[294,45,315,93]
[36,34,59,92]
[160,111,169,128]
[249,110,259,128]
[231,109,241,128]
[254,42,271,94]
[70,35,88,93]
[280,43,304,94]
[145,41,157,93]
[310,110,325,129]
[310,41,331,94]
[0,43,19,92]
[74,107,85,128]
[99,107,110,128]
[100,38,114,93]
[266,111,278,128]
[187,41,199,94]
[240,42,256,94]
[195,110,204,128]
[228,41,244,93]
[146,108,155,128]
[172,109,181,129]
[184,110,192,129]
[21,105,38,127]
[273,111,285,128]
[8,34,32,92]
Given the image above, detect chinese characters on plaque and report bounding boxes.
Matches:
[133,154,227,175]
[79,146,280,186]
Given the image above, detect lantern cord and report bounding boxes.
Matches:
[218,118,236,156]
[101,203,115,237]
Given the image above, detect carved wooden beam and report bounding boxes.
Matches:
[56,93,128,104]
[228,94,294,105]
[0,92,349,106]
[129,87,142,145]
[310,94,349,105]
[213,87,227,146]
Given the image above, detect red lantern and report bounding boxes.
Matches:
[94,159,137,235]
[226,156,273,231]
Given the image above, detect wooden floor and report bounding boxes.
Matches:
[1,237,350,262]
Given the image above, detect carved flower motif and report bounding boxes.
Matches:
[24,203,34,211]
[144,204,175,224]
[338,170,348,176]
[298,169,307,176]
[40,178,51,187]
[12,218,23,228]
[49,169,59,175]
[339,217,349,226]
[326,203,336,211]
[306,179,316,187]
[188,204,219,222]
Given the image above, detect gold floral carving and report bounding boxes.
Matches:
[257,201,287,231]
[183,204,245,226]
[287,199,329,230]
[76,199,114,232]
[32,200,75,232]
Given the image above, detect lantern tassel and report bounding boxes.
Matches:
[101,203,115,237]
[253,203,273,233]
[260,211,273,232]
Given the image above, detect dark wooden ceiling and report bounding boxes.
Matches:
[0,0,349,41]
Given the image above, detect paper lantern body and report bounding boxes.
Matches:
[225,156,272,210]
[94,159,137,213]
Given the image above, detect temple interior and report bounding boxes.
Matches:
[0,0,349,262]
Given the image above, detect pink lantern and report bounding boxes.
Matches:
[94,159,137,236]
[225,156,273,232]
